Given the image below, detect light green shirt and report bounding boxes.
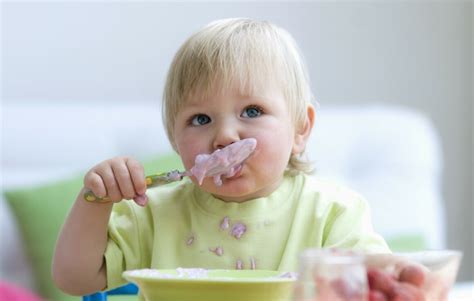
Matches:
[105,173,389,289]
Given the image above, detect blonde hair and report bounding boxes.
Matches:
[163,18,315,174]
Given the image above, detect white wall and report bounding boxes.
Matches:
[2,1,472,280]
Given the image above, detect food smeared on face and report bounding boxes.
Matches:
[190,138,257,186]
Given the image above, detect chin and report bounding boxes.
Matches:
[205,178,258,202]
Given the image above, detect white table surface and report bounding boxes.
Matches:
[450,282,474,301]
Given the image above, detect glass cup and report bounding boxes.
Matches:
[394,250,462,301]
[365,249,463,301]
[293,248,368,301]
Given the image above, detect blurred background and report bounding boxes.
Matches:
[1,0,472,296]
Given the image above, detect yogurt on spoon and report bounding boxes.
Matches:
[189,138,257,186]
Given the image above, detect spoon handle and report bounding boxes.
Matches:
[83,170,186,202]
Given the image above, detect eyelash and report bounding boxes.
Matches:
[188,114,210,126]
[242,105,264,118]
[187,105,265,126]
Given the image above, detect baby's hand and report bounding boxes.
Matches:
[83,156,148,206]
[368,266,426,301]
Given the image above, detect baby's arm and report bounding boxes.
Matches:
[52,157,147,296]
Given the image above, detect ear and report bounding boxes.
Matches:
[292,104,316,155]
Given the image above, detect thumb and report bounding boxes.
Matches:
[133,194,148,207]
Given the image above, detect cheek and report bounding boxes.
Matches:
[252,133,292,166]
[175,136,202,170]
[181,152,197,170]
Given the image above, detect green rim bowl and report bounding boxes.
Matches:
[123,269,296,301]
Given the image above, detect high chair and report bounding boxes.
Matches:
[82,283,138,301]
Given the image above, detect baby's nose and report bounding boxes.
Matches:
[213,127,240,150]
[216,141,236,150]
[215,139,240,150]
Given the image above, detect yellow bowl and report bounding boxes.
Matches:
[123,268,296,301]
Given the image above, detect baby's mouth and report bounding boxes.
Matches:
[189,138,257,186]
[224,163,244,180]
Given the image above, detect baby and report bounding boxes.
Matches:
[52,18,426,300]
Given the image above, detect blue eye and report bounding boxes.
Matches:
[191,114,211,126]
[242,106,263,118]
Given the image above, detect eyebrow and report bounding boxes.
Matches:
[183,93,273,110]
[183,95,208,106]
[178,102,206,117]
[181,102,205,112]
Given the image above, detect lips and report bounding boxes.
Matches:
[190,138,257,186]
[224,163,243,180]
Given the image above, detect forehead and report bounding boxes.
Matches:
[183,76,283,106]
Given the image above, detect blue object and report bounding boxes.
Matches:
[82,283,138,301]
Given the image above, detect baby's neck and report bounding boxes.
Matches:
[211,176,285,203]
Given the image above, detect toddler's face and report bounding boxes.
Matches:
[173,84,297,202]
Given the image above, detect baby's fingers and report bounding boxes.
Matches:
[398,265,425,287]
[367,267,397,297]
[100,164,122,202]
[392,283,425,301]
[84,172,107,199]
[126,158,147,196]
[368,291,388,301]
[84,164,121,202]
[133,195,148,207]
[111,158,136,200]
